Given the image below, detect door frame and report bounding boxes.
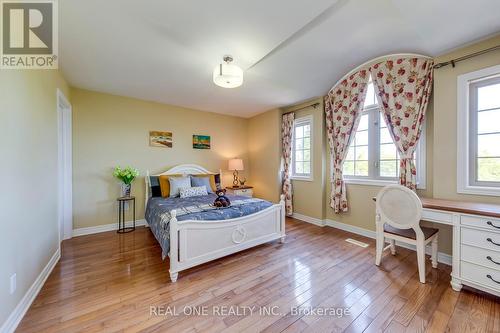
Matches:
[57,89,73,242]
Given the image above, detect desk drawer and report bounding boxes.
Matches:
[461,261,500,292]
[461,215,500,232]
[461,244,500,272]
[461,227,500,253]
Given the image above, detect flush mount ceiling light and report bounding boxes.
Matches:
[213,55,243,88]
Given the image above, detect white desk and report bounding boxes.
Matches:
[419,198,500,296]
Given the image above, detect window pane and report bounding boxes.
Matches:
[345,146,354,161]
[380,112,388,128]
[355,130,369,146]
[380,127,393,144]
[356,146,368,160]
[295,162,303,174]
[380,143,397,160]
[303,162,311,174]
[295,150,304,162]
[355,161,369,176]
[478,83,500,110]
[295,126,304,138]
[364,82,377,108]
[478,109,500,134]
[303,137,310,149]
[303,149,310,162]
[358,114,369,131]
[478,133,500,157]
[296,138,303,149]
[344,161,354,175]
[303,125,311,137]
[477,158,500,182]
[380,160,398,178]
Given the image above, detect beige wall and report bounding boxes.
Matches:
[247,109,281,202]
[0,70,70,326]
[71,88,250,229]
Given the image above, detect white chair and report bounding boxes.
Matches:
[375,185,438,283]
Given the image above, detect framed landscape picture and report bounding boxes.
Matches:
[193,135,210,149]
[149,131,173,148]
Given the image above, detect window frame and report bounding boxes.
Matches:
[457,64,500,196]
[342,82,426,188]
[291,115,313,181]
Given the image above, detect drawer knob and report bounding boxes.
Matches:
[486,274,500,285]
[487,238,500,247]
[486,256,500,266]
[487,221,500,229]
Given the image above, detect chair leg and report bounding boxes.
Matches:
[416,242,426,283]
[375,233,384,266]
[431,234,438,269]
[389,239,396,255]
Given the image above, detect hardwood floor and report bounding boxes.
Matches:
[17,218,500,333]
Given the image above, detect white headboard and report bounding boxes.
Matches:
[145,164,222,207]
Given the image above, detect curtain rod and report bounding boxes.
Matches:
[433,44,500,69]
[282,102,321,115]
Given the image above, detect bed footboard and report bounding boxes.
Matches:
[168,195,286,282]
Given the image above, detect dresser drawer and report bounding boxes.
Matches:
[461,261,500,292]
[461,227,500,253]
[233,188,253,197]
[461,244,500,272]
[461,215,500,232]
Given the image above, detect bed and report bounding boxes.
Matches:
[145,164,285,282]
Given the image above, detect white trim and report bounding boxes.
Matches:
[290,212,451,265]
[72,219,147,237]
[57,89,73,241]
[457,64,500,197]
[291,213,325,227]
[0,248,61,333]
[292,115,313,181]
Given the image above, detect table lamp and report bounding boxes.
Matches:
[228,158,244,187]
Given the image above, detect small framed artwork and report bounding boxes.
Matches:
[193,135,211,149]
[149,131,173,148]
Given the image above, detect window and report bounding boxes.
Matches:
[292,116,313,180]
[458,65,500,196]
[343,78,425,187]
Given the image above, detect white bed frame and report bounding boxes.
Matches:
[145,164,286,282]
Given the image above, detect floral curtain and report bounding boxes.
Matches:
[281,113,294,216]
[325,69,370,213]
[369,57,433,190]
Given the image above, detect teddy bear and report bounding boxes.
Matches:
[213,188,231,208]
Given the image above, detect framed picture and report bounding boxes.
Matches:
[193,135,211,149]
[149,131,173,148]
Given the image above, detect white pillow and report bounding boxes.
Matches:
[180,186,208,198]
[169,176,191,197]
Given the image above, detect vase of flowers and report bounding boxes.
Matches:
[113,166,139,197]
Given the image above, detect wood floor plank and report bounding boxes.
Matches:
[15,218,500,333]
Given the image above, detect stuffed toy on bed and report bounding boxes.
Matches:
[213,188,231,208]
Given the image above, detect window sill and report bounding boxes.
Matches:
[344,178,426,190]
[291,175,313,182]
[458,185,500,197]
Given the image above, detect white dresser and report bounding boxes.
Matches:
[225,186,253,197]
[419,198,500,296]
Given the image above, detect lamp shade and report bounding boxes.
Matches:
[213,56,243,88]
[228,158,244,171]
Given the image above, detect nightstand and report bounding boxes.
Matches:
[226,186,253,197]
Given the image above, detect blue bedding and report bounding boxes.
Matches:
[145,194,273,259]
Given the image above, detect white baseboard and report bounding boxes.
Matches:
[291,213,325,227]
[72,219,147,237]
[291,213,452,266]
[1,247,61,333]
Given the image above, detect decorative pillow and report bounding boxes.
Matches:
[169,176,191,197]
[192,173,221,191]
[148,176,162,197]
[180,186,208,198]
[190,176,214,193]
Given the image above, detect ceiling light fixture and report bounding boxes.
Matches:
[213,55,243,88]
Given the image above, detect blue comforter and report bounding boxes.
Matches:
[145,194,273,259]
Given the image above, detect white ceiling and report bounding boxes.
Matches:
[60,0,500,118]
